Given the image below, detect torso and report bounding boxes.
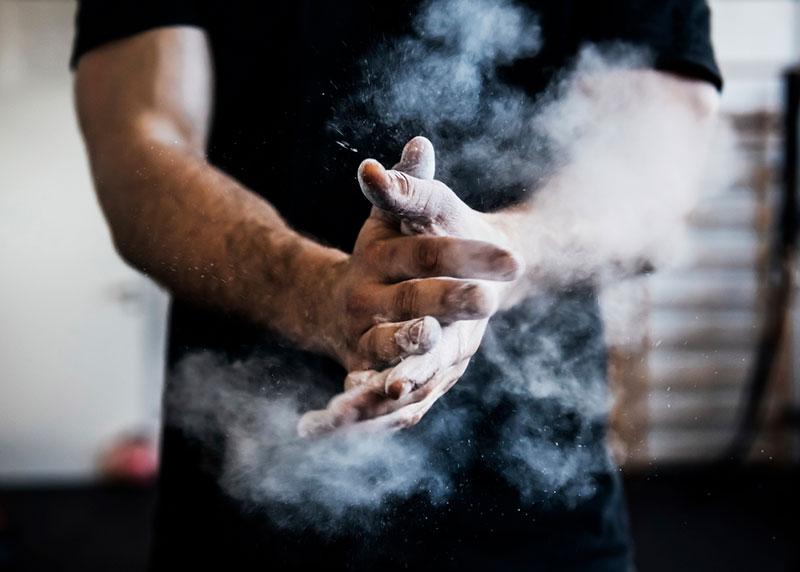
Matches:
[155,2,631,569]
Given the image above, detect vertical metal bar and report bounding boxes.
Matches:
[726,66,800,462]
[786,66,800,461]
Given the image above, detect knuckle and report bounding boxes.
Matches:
[439,283,457,313]
[347,353,372,372]
[362,240,384,265]
[344,289,370,317]
[414,239,442,274]
[359,328,378,352]
[397,172,436,216]
[394,282,419,318]
[394,171,414,199]
[343,375,358,391]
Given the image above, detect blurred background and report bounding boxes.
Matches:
[0,0,798,571]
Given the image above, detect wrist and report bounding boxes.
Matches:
[253,231,349,356]
[301,244,350,359]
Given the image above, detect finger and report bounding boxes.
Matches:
[298,357,471,438]
[343,369,383,391]
[298,373,388,438]
[356,316,442,368]
[362,358,469,426]
[297,408,341,439]
[353,135,436,244]
[371,235,522,282]
[366,278,497,324]
[357,159,468,228]
[392,136,435,180]
[400,358,470,407]
[355,360,471,433]
[297,399,363,439]
[386,321,485,398]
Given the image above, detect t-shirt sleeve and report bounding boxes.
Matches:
[577,0,722,91]
[70,0,207,69]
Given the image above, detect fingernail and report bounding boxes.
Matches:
[396,317,440,354]
[408,318,424,345]
[401,140,422,164]
[358,159,390,191]
[395,319,422,353]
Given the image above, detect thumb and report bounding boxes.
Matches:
[357,158,471,233]
[392,136,435,180]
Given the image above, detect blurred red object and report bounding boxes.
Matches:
[97,433,159,483]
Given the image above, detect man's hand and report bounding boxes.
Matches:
[298,137,525,437]
[317,138,523,375]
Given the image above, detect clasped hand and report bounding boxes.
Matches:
[298,137,524,437]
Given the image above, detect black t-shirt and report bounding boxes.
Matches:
[72,2,721,570]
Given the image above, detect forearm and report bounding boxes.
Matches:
[74,27,346,355]
[89,133,346,355]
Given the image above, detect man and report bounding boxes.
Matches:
[72,0,721,569]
